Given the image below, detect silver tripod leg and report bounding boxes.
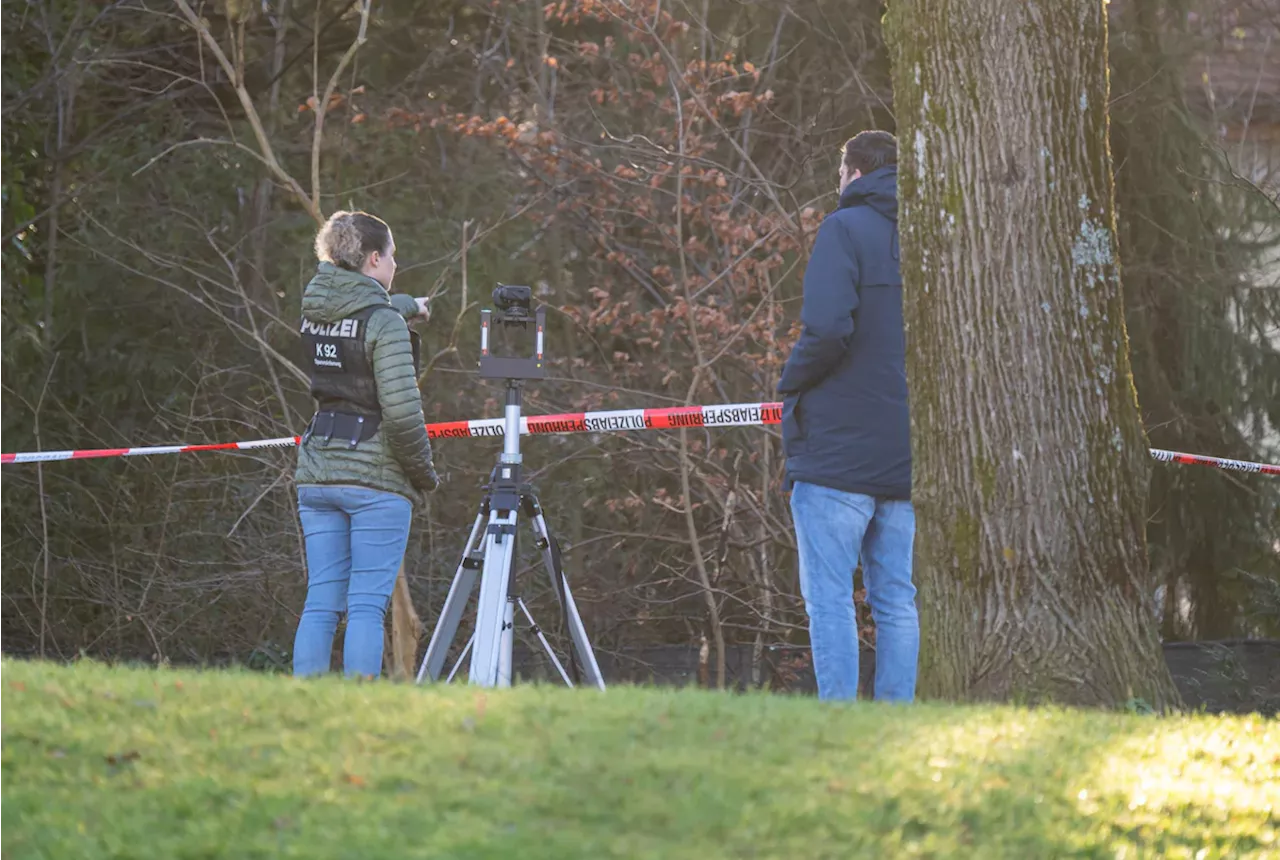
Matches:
[529,509,606,691]
[417,511,486,684]
[446,634,474,683]
[516,597,573,686]
[469,505,519,686]
[497,598,516,687]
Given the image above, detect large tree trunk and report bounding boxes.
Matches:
[884,0,1180,709]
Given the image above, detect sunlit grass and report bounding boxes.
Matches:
[2,657,1274,859]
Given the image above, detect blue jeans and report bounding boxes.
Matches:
[293,485,413,678]
[790,481,919,702]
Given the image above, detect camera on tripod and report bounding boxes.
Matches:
[417,280,605,691]
[491,284,532,322]
[480,283,545,380]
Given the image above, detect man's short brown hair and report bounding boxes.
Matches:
[842,130,898,175]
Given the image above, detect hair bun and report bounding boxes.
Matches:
[315,210,367,270]
[314,210,392,273]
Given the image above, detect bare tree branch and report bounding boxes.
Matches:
[172,0,320,223]
[311,0,372,211]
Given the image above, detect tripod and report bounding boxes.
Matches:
[416,300,605,690]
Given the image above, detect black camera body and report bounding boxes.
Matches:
[479,284,545,380]
[492,284,532,319]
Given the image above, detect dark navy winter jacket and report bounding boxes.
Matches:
[777,165,911,499]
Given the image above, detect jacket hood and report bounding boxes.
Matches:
[301,262,393,323]
[839,164,898,222]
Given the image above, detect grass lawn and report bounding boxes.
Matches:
[2,658,1276,859]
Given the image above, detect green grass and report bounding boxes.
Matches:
[2,659,1277,859]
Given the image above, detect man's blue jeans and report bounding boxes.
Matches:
[790,481,919,702]
[293,485,413,678]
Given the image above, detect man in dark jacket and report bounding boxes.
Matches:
[778,130,918,702]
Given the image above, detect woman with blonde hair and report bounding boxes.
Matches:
[292,209,439,678]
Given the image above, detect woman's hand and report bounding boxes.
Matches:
[414,297,431,322]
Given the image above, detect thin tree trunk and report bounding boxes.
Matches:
[884,0,1180,709]
[752,291,780,689]
[39,159,62,655]
[385,563,421,680]
[42,47,74,351]
[35,362,58,660]
[250,0,290,314]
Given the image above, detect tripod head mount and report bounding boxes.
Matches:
[479,284,545,381]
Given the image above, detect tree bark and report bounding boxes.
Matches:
[884,0,1181,709]
[384,562,422,681]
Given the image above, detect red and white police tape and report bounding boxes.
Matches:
[2,401,1278,476]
